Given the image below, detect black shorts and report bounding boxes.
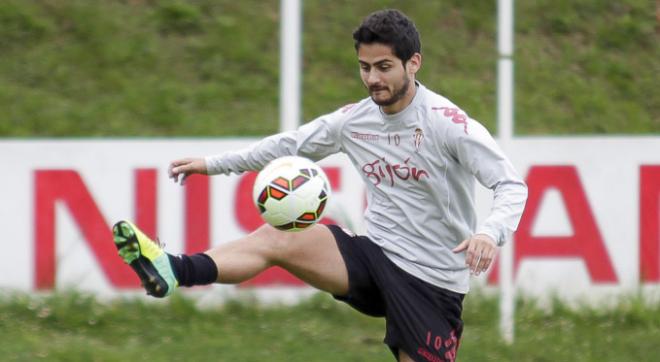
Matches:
[328,225,465,362]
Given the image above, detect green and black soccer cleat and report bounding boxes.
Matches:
[112,220,178,298]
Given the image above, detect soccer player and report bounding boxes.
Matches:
[113,9,527,362]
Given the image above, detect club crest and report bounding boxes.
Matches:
[414,128,424,152]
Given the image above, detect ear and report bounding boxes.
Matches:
[406,52,422,75]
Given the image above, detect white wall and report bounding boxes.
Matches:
[1,137,659,302]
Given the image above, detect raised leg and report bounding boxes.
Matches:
[205,224,349,296]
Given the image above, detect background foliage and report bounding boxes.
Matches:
[0,0,657,137]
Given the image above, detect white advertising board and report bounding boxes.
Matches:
[0,137,658,302]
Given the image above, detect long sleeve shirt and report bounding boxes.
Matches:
[206,82,527,293]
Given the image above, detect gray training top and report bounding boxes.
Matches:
[206,82,528,293]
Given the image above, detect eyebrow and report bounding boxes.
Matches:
[359,59,394,67]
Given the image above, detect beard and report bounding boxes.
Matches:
[369,76,411,107]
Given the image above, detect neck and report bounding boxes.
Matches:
[381,81,417,115]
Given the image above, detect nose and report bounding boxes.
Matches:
[366,69,380,86]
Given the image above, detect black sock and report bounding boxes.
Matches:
[167,253,218,287]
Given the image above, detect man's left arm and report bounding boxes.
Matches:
[446,118,528,275]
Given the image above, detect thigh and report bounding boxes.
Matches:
[329,225,387,317]
[267,224,350,296]
[381,266,464,362]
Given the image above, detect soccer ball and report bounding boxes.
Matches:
[253,156,331,231]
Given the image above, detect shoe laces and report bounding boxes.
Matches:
[155,237,166,249]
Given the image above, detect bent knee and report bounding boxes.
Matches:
[251,223,334,265]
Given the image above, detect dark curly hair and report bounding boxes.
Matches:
[352,9,421,63]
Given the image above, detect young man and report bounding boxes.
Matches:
[112,9,527,362]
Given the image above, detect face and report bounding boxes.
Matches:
[357,43,420,113]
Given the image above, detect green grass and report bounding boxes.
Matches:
[2,291,659,361]
[0,0,657,137]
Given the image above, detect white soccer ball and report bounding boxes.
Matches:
[253,156,331,231]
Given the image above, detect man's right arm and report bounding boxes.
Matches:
[169,111,345,184]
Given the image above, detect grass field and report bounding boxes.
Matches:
[2,291,659,361]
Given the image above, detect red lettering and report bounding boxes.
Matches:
[135,169,157,238]
[432,106,468,134]
[361,157,428,186]
[235,172,264,232]
[236,167,341,287]
[34,170,160,289]
[489,166,618,284]
[184,175,210,254]
[640,165,660,283]
[434,336,442,350]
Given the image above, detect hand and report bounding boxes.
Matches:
[168,157,208,185]
[452,234,497,276]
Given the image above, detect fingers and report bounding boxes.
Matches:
[168,159,184,179]
[464,240,478,273]
[452,239,469,253]
[169,158,190,173]
[168,158,195,185]
[168,165,179,183]
[180,173,190,186]
[458,235,498,276]
[474,244,495,276]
